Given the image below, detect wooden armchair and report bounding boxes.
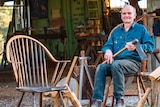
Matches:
[6,35,71,107]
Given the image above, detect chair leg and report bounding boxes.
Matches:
[136,76,141,100]
[104,75,150,107]
[112,97,115,107]
[137,75,151,106]
[32,93,36,107]
[59,91,67,107]
[139,76,151,105]
[63,85,82,107]
[17,92,25,107]
[40,93,43,107]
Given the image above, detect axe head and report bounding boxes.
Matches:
[131,39,138,45]
[132,39,147,60]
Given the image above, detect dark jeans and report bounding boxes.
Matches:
[92,59,141,101]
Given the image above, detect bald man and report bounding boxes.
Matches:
[91,5,154,107]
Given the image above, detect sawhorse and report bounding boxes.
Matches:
[78,56,94,100]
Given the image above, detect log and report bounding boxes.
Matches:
[136,88,151,107]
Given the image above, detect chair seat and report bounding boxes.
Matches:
[125,72,141,76]
[16,85,67,93]
[125,71,152,77]
[125,73,138,76]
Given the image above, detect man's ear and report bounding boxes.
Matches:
[134,13,137,19]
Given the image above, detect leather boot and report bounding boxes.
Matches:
[90,99,102,107]
[114,99,126,107]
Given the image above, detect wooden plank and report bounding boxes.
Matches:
[149,66,160,81]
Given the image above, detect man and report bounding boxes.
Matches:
[91,5,154,107]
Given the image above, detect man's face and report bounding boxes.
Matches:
[121,6,136,24]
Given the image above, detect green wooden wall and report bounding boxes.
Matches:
[31,0,102,59]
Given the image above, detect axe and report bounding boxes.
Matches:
[102,39,147,64]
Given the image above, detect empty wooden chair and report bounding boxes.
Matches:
[6,35,71,107]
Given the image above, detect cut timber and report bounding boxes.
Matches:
[149,66,160,81]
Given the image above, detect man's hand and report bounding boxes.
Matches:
[126,42,136,51]
[104,50,113,64]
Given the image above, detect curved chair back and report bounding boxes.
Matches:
[6,35,71,106]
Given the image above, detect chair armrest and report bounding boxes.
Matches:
[58,60,71,63]
[153,48,160,54]
[153,48,160,63]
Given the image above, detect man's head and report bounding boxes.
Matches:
[121,5,137,24]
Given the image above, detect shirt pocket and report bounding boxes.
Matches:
[114,35,126,45]
[113,35,126,52]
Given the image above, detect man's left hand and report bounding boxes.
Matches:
[126,42,136,51]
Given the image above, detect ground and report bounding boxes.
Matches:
[0,64,152,107]
[0,65,34,107]
[0,65,55,107]
[0,82,53,107]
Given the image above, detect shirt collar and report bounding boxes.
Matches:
[120,22,136,30]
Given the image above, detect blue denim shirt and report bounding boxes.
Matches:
[102,22,155,62]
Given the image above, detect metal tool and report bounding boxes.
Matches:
[135,41,147,60]
[102,39,147,64]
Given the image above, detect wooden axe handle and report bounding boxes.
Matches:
[113,47,127,58]
[102,47,126,64]
[102,39,138,64]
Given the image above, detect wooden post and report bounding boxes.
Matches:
[149,66,160,107]
[142,13,156,72]
[151,81,160,107]
[143,13,148,28]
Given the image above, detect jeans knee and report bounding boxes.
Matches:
[96,64,106,73]
[111,61,121,69]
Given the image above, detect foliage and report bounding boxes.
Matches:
[0,6,13,41]
[0,6,13,61]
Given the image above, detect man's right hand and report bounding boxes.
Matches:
[104,50,113,64]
